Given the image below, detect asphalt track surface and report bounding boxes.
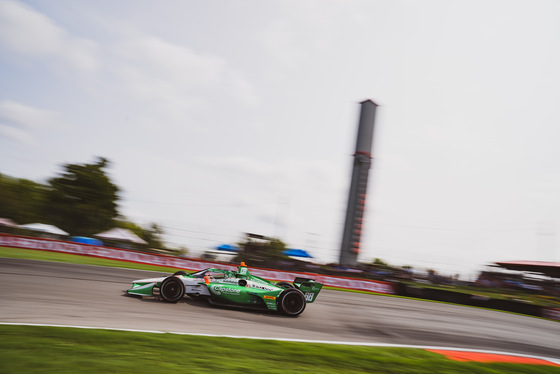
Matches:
[1,258,559,359]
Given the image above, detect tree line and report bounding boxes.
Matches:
[0,157,169,250]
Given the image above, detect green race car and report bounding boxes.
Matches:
[127,263,323,316]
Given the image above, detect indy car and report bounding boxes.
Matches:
[127,262,323,316]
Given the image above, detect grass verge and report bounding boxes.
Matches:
[0,325,557,374]
[0,246,182,273]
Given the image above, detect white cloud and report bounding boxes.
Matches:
[114,35,225,88]
[1,2,258,136]
[110,35,259,111]
[222,70,259,107]
[0,100,63,145]
[0,0,98,72]
[0,100,61,129]
[257,0,367,67]
[201,156,341,194]
[0,124,33,146]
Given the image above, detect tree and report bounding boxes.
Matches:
[372,258,389,267]
[116,219,166,249]
[0,174,48,224]
[235,235,289,268]
[141,223,166,249]
[45,157,119,235]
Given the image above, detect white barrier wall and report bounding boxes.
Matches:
[0,234,395,295]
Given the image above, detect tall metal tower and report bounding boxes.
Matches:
[339,100,378,266]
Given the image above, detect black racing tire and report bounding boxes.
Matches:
[278,288,306,316]
[173,271,188,276]
[276,281,294,289]
[160,276,185,303]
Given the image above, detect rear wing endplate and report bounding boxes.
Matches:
[293,277,323,303]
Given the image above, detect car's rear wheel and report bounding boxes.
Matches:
[276,281,294,289]
[278,288,306,316]
[160,276,185,303]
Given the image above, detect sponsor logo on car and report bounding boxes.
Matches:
[211,285,241,296]
[263,295,276,300]
[249,284,276,291]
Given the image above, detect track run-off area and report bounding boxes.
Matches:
[1,258,559,362]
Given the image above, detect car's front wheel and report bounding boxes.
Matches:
[278,288,306,316]
[160,276,185,303]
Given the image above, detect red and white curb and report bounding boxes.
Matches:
[2,323,559,367]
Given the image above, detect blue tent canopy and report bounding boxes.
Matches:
[216,244,240,252]
[282,249,313,258]
[70,236,103,246]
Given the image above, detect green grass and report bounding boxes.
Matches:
[0,246,183,273]
[0,325,557,374]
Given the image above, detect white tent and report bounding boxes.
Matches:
[19,223,68,236]
[94,228,147,245]
[0,218,17,227]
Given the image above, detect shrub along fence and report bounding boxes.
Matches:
[396,283,551,318]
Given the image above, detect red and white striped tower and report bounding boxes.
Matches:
[339,100,378,266]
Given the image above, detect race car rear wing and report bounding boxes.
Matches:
[293,277,323,303]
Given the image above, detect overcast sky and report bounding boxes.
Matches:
[1,0,559,279]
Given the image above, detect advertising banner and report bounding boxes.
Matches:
[542,307,560,321]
